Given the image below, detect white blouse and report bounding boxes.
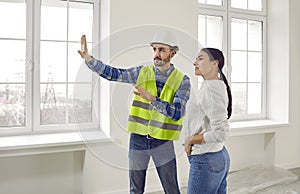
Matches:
[182,80,230,155]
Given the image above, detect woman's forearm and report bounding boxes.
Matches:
[190,134,205,145]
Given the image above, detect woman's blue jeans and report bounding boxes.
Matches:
[128,133,180,194]
[187,147,230,194]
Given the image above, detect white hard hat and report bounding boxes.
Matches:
[150,31,179,52]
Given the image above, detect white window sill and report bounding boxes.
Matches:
[229,119,288,136]
[0,130,111,158]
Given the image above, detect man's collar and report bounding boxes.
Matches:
[153,64,174,75]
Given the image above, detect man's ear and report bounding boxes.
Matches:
[171,50,176,57]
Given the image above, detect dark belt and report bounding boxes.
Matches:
[132,133,154,140]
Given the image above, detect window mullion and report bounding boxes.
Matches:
[205,15,208,46]
[32,0,42,131]
[66,0,70,125]
[246,20,249,115]
[227,14,232,84]
[92,0,101,129]
[223,4,229,80]
[25,0,34,132]
[261,16,267,118]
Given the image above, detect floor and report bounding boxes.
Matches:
[290,167,300,177]
[148,167,300,194]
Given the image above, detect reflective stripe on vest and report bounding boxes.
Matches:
[127,65,184,140]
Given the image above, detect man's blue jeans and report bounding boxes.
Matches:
[187,147,230,194]
[128,133,181,194]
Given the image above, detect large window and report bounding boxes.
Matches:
[198,0,266,121]
[0,0,100,134]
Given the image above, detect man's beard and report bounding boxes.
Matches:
[153,55,171,67]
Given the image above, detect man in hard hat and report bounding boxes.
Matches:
[78,31,190,194]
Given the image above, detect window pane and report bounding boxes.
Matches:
[198,15,206,47]
[248,20,262,51]
[68,84,92,124]
[41,0,67,41]
[198,0,205,3]
[40,41,67,82]
[68,1,93,42]
[40,84,66,125]
[68,43,92,83]
[198,15,223,49]
[207,15,223,49]
[0,40,26,82]
[231,0,247,9]
[231,18,247,50]
[231,51,247,82]
[248,0,262,11]
[0,0,26,39]
[248,83,261,114]
[231,83,247,115]
[0,84,25,127]
[231,0,263,11]
[248,52,262,82]
[206,0,222,6]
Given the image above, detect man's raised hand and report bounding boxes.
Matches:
[78,35,91,62]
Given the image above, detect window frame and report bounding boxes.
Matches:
[34,0,101,132]
[0,0,101,135]
[198,0,267,121]
[228,12,267,121]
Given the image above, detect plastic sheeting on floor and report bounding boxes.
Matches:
[257,180,300,194]
[228,165,299,194]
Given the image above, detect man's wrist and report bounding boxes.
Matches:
[84,54,92,62]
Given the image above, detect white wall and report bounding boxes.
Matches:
[0,151,84,194]
[274,0,300,168]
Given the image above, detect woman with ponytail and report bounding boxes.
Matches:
[183,48,232,194]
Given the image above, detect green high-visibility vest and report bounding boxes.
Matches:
[127,65,184,140]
